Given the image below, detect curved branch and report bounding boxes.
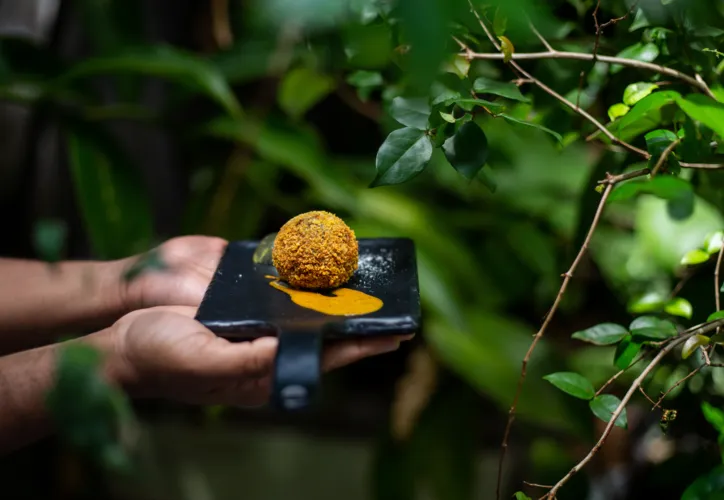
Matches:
[463,50,715,99]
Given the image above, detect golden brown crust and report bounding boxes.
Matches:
[271,210,359,289]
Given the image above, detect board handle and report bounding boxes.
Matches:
[271,330,322,411]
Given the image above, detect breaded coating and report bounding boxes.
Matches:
[272,211,359,289]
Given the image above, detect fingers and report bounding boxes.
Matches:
[322,335,414,372]
[196,335,279,379]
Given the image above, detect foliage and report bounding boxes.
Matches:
[2,0,724,498]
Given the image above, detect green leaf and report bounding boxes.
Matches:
[479,169,497,193]
[452,98,506,112]
[667,189,694,221]
[347,70,383,88]
[664,297,693,319]
[57,45,242,117]
[589,394,628,429]
[628,291,667,314]
[610,90,680,141]
[543,372,595,400]
[609,175,692,204]
[493,7,507,36]
[439,111,457,123]
[473,77,529,102]
[644,129,679,175]
[704,231,724,255]
[708,311,724,322]
[442,122,489,181]
[681,249,711,266]
[571,323,629,346]
[372,127,433,187]
[513,493,532,500]
[681,464,724,500]
[682,334,710,360]
[66,127,153,260]
[498,114,562,142]
[703,401,724,434]
[442,55,470,79]
[278,67,335,120]
[623,82,659,106]
[390,97,431,130]
[498,36,514,64]
[676,94,724,141]
[614,335,642,369]
[347,70,383,101]
[629,9,650,31]
[608,103,630,121]
[629,316,678,340]
[33,218,68,264]
[611,42,659,74]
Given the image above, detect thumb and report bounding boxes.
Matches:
[190,335,279,380]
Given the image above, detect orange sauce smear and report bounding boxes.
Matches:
[265,275,383,316]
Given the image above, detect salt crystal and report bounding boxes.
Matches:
[354,251,394,287]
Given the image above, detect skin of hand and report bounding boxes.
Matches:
[0,306,412,452]
[111,306,412,406]
[114,235,229,312]
[0,236,227,354]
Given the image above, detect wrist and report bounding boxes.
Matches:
[81,324,139,396]
[98,258,137,317]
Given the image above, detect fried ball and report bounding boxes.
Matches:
[272,210,358,289]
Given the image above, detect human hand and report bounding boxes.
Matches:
[108,306,412,406]
[115,236,228,311]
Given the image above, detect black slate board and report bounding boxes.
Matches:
[195,237,421,340]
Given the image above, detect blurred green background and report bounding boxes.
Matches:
[1,0,724,499]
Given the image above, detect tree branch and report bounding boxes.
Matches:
[545,319,724,498]
[463,11,648,158]
[495,181,616,500]
[650,138,682,177]
[462,50,715,99]
[463,5,723,497]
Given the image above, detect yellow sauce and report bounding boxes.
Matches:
[265,276,383,316]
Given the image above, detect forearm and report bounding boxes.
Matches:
[0,259,127,353]
[0,328,126,454]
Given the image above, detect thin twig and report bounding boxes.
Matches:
[650,138,682,177]
[653,366,703,409]
[463,11,648,158]
[639,386,656,406]
[524,481,553,489]
[595,353,647,397]
[592,0,639,59]
[592,0,603,59]
[528,22,555,52]
[545,319,724,498]
[463,7,638,498]
[462,51,715,99]
[599,168,650,184]
[495,182,615,500]
[681,162,724,169]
